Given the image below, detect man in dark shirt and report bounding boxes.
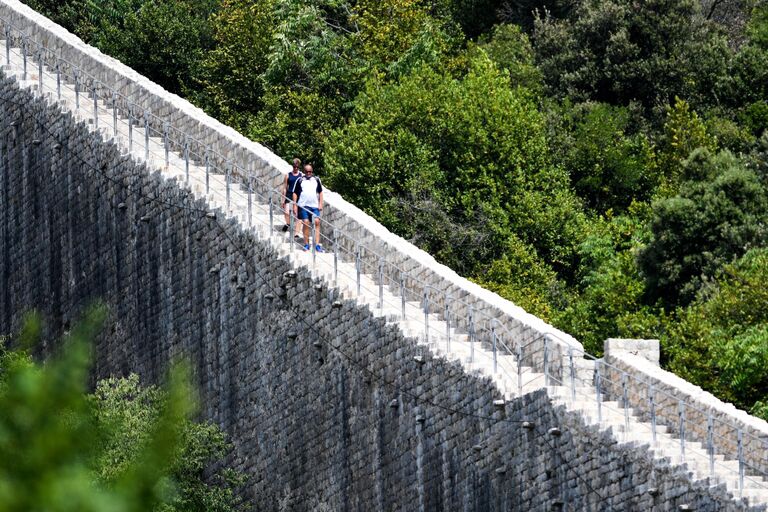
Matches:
[281,158,303,239]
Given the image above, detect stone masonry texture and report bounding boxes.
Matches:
[0,69,764,511]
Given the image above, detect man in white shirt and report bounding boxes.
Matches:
[292,164,324,252]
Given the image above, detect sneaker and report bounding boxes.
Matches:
[315,244,324,253]
[281,224,289,232]
[303,244,310,252]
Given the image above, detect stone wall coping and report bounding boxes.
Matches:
[0,0,580,352]
[607,350,768,436]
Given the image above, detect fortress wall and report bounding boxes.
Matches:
[0,0,581,370]
[0,73,759,511]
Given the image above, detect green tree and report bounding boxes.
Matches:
[0,309,245,512]
[476,23,543,92]
[549,101,657,212]
[638,149,768,307]
[194,0,276,126]
[533,0,731,117]
[91,0,217,95]
[662,248,768,414]
[658,97,718,185]
[325,53,585,277]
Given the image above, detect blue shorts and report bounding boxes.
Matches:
[298,207,321,221]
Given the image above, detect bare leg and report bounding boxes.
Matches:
[314,217,321,247]
[303,219,310,246]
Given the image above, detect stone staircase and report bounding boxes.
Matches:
[2,37,768,507]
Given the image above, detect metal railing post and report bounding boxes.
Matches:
[4,27,9,66]
[21,36,26,81]
[333,228,338,285]
[355,246,361,296]
[595,361,602,424]
[37,50,42,94]
[268,193,274,237]
[143,110,150,162]
[516,343,523,396]
[468,305,475,367]
[423,288,430,344]
[378,258,384,314]
[128,107,134,152]
[92,84,98,128]
[678,400,686,462]
[707,412,715,478]
[492,323,497,374]
[225,161,231,211]
[289,203,295,252]
[55,62,61,99]
[112,90,118,138]
[400,273,406,320]
[163,122,170,168]
[74,69,80,110]
[622,373,629,440]
[184,138,190,185]
[568,347,576,403]
[649,384,657,444]
[444,295,451,354]
[311,221,317,267]
[204,148,210,195]
[247,178,252,229]
[738,429,744,497]
[543,336,550,386]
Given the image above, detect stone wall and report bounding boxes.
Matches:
[603,341,768,480]
[0,0,581,372]
[0,73,762,511]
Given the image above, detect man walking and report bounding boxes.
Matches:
[292,164,324,252]
[281,158,303,239]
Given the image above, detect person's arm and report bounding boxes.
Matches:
[317,179,323,211]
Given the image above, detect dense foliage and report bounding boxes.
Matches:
[0,309,245,511]
[20,0,768,416]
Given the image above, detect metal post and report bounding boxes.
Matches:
[568,347,576,403]
[204,148,210,195]
[332,228,338,285]
[74,69,79,110]
[55,62,61,99]
[378,258,384,314]
[4,27,9,66]
[311,221,317,267]
[37,50,42,93]
[469,305,475,367]
[289,203,294,253]
[595,361,602,424]
[268,193,274,236]
[423,288,430,344]
[163,122,170,168]
[649,384,657,444]
[225,161,231,211]
[128,107,134,152]
[492,323,497,374]
[184,138,190,185]
[707,412,715,478]
[92,85,98,129]
[112,91,118,138]
[143,111,150,162]
[738,429,744,497]
[355,246,361,296]
[444,295,451,354]
[247,178,252,229]
[622,373,629,440]
[543,336,550,385]
[516,343,523,396]
[400,273,406,320]
[21,37,26,81]
[678,400,686,462]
